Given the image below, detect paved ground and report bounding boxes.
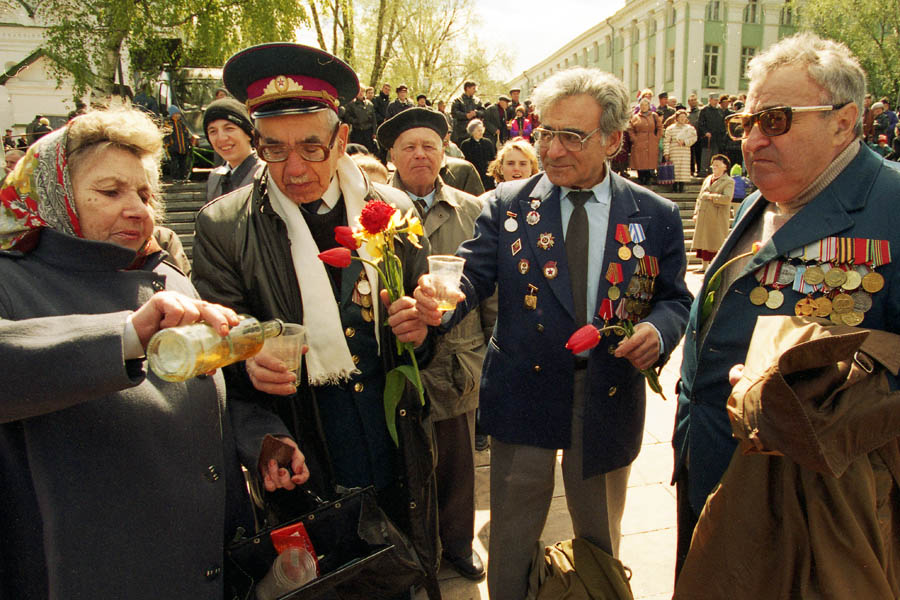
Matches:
[420,270,705,600]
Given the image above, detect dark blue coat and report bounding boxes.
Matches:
[447,171,692,478]
[674,144,900,514]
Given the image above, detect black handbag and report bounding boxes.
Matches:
[225,486,426,600]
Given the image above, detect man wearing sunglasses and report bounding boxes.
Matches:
[674,32,900,586]
[415,68,692,600]
[191,43,442,595]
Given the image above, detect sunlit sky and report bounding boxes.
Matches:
[476,1,625,79]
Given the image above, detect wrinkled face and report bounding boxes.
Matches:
[256,111,347,205]
[206,118,253,168]
[391,127,443,195]
[5,153,20,172]
[668,98,677,108]
[743,65,853,204]
[500,148,534,181]
[538,94,622,189]
[676,112,688,124]
[471,124,484,140]
[711,158,728,177]
[72,146,155,251]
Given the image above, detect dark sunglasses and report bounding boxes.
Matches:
[724,102,850,140]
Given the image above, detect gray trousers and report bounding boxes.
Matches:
[486,370,631,600]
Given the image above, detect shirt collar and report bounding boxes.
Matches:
[319,172,342,212]
[560,166,612,206]
[405,188,437,209]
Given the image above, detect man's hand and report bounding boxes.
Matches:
[259,436,310,492]
[705,132,712,139]
[247,348,306,395]
[382,290,428,347]
[614,322,660,371]
[466,110,476,119]
[413,273,465,326]
[728,364,745,386]
[130,291,241,349]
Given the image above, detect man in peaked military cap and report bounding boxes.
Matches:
[378,107,496,581]
[190,43,441,598]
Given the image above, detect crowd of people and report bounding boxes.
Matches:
[2,31,900,600]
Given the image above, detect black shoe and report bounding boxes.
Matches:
[443,550,485,581]
[474,434,490,452]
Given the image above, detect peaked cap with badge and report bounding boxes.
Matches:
[376,107,448,150]
[222,42,359,118]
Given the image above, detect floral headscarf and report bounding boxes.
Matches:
[0,127,81,250]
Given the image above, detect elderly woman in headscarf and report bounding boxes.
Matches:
[460,118,498,191]
[0,107,298,599]
[628,97,662,185]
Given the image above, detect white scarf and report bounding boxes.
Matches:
[267,155,381,385]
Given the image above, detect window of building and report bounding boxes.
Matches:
[740,47,756,79]
[706,0,721,21]
[668,4,677,26]
[743,0,759,23]
[780,3,795,26]
[564,58,569,67]
[605,36,612,57]
[649,18,657,36]
[648,56,656,87]
[704,44,721,86]
[593,41,600,62]
[632,24,639,44]
[582,48,588,65]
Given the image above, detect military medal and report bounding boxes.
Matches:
[352,272,374,310]
[504,211,518,232]
[862,271,885,293]
[852,290,873,313]
[842,269,862,290]
[832,293,854,314]
[793,296,815,316]
[598,298,614,335]
[526,211,541,226]
[765,289,784,309]
[537,232,555,250]
[543,261,558,279]
[627,277,641,295]
[606,263,623,301]
[511,238,522,256]
[357,279,371,296]
[628,223,646,260]
[530,198,542,210]
[804,265,825,286]
[824,266,847,289]
[524,284,538,310]
[813,296,833,318]
[518,258,530,274]
[361,307,374,322]
[749,286,769,306]
[777,263,797,286]
[842,310,864,326]
[615,224,632,261]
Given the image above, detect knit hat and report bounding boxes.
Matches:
[202,97,255,141]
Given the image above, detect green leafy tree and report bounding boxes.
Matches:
[36,0,309,98]
[800,0,900,104]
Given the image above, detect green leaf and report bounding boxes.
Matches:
[383,364,423,446]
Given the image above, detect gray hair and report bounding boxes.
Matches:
[747,32,866,137]
[466,118,484,136]
[530,67,630,137]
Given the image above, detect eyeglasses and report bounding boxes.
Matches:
[533,126,602,152]
[724,103,850,141]
[257,125,340,163]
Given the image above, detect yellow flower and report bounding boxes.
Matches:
[406,214,424,237]
[364,232,385,261]
[406,232,422,248]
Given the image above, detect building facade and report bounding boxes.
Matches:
[507,0,798,105]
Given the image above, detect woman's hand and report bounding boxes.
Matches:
[131,291,241,349]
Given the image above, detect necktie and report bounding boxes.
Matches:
[566,190,592,327]
[414,197,428,219]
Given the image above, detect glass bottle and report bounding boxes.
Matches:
[147,317,284,382]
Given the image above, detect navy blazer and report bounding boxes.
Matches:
[447,171,691,478]
[674,144,900,514]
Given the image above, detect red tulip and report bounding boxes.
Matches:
[334,225,360,249]
[318,247,352,268]
[565,324,601,354]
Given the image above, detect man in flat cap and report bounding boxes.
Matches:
[378,107,496,581]
[483,96,510,146]
[190,42,440,598]
[387,84,414,119]
[506,88,521,120]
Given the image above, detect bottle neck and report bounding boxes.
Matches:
[260,319,285,339]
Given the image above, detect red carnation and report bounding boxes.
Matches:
[565,324,601,354]
[359,200,396,234]
[318,247,352,268]
[334,225,360,249]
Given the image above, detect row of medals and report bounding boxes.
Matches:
[610,241,654,320]
[351,271,375,322]
[749,262,885,326]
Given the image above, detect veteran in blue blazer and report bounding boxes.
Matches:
[416,68,692,600]
[672,33,900,580]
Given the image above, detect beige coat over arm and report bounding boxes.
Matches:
[690,173,734,252]
[662,123,697,183]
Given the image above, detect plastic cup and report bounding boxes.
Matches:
[260,323,306,386]
[427,255,465,312]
